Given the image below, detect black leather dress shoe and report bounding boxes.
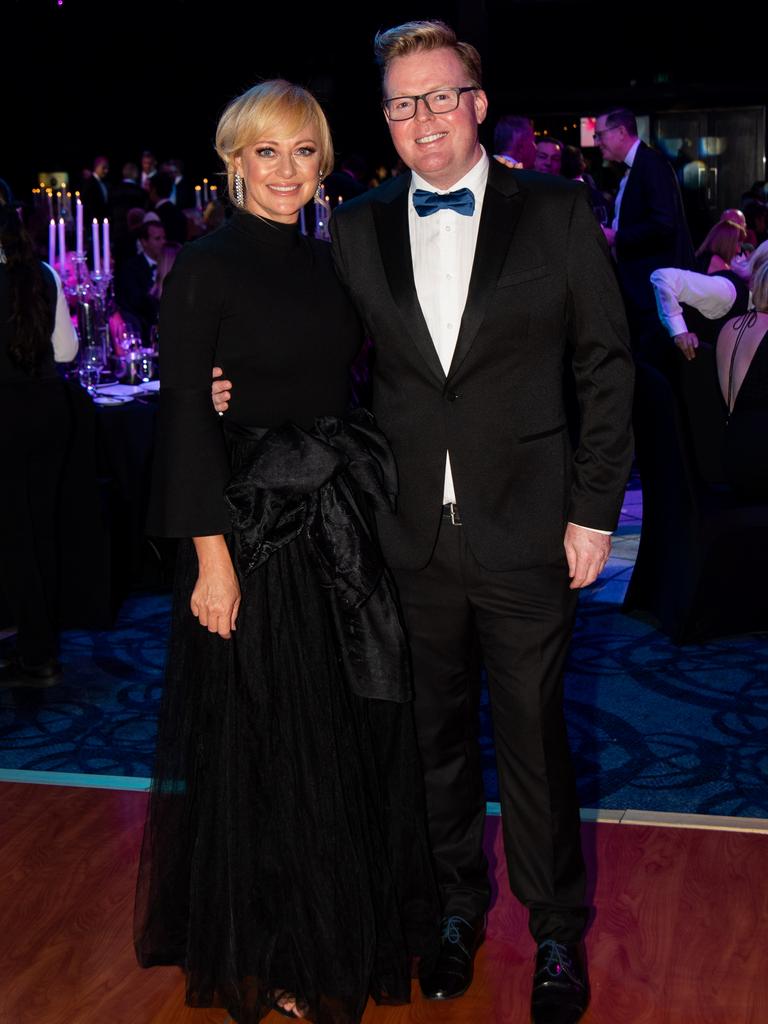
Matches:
[530,940,589,1024]
[419,914,485,1000]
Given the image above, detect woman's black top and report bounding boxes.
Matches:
[148,210,362,537]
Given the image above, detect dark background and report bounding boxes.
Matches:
[4,0,767,194]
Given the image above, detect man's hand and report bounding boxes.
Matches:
[673,331,699,361]
[563,523,611,589]
[601,225,617,246]
[212,366,231,414]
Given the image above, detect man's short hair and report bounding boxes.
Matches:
[538,137,564,151]
[598,108,638,137]
[493,115,532,155]
[374,20,482,90]
[138,220,165,241]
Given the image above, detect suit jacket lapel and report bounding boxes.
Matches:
[448,161,524,379]
[372,174,447,385]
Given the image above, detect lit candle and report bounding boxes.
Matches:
[48,218,56,266]
[56,191,62,219]
[102,218,110,271]
[210,184,218,198]
[92,218,101,275]
[75,199,84,255]
[58,217,67,271]
[195,185,202,210]
[203,178,209,203]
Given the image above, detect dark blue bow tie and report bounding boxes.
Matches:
[412,187,475,217]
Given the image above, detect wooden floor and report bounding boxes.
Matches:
[1,783,766,1023]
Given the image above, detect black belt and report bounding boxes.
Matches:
[441,502,462,526]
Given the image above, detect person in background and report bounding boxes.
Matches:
[492,114,537,169]
[534,137,563,175]
[81,154,110,225]
[114,220,166,341]
[595,106,694,368]
[140,150,158,191]
[148,240,181,302]
[0,179,78,688]
[149,172,188,244]
[694,220,743,274]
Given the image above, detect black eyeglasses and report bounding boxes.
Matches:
[383,87,476,121]
[593,127,621,141]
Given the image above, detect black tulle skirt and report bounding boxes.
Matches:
[134,412,439,1023]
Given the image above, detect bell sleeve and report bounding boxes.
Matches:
[146,243,232,537]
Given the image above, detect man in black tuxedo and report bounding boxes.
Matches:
[81,154,110,225]
[595,107,694,366]
[331,22,632,1024]
[212,21,633,1023]
[114,220,165,340]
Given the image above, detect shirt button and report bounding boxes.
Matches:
[445,225,451,232]
[447,322,453,329]
[446,273,453,280]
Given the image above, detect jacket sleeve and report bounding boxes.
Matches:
[616,151,683,254]
[566,189,635,531]
[146,243,232,537]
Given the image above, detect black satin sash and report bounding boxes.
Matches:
[223,409,410,702]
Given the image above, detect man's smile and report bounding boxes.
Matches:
[415,132,449,145]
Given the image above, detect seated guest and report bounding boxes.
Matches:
[716,261,768,496]
[743,199,768,249]
[0,179,78,688]
[493,114,537,169]
[534,137,563,175]
[114,220,166,340]
[561,144,607,221]
[149,172,188,244]
[651,239,768,360]
[694,220,743,274]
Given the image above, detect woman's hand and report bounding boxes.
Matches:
[191,536,240,639]
[212,366,232,414]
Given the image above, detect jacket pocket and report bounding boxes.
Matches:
[517,423,567,443]
[497,265,550,288]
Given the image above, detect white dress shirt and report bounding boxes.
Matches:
[409,149,489,504]
[611,138,641,232]
[43,263,79,362]
[650,267,738,337]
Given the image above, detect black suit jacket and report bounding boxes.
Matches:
[616,141,694,316]
[331,161,634,571]
[114,253,159,338]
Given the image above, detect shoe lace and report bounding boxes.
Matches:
[539,939,574,978]
[441,915,471,956]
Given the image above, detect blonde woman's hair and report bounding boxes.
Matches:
[373,20,483,90]
[215,80,334,205]
[751,259,768,311]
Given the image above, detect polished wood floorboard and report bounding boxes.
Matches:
[0,783,766,1023]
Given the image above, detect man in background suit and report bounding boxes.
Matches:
[149,172,188,244]
[213,22,633,1023]
[114,220,165,340]
[596,107,694,366]
[331,22,633,1024]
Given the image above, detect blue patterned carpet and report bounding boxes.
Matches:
[2,477,767,817]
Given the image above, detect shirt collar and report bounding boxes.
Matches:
[624,138,641,168]
[410,146,489,200]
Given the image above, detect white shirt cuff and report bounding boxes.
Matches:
[568,521,612,536]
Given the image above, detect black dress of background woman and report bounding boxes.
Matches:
[0,179,78,688]
[133,82,437,1024]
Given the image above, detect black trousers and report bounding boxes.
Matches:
[393,513,588,944]
[0,379,72,663]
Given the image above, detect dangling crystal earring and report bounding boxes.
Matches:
[234,173,245,208]
[315,172,325,200]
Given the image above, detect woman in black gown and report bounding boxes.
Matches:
[133,81,437,1022]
